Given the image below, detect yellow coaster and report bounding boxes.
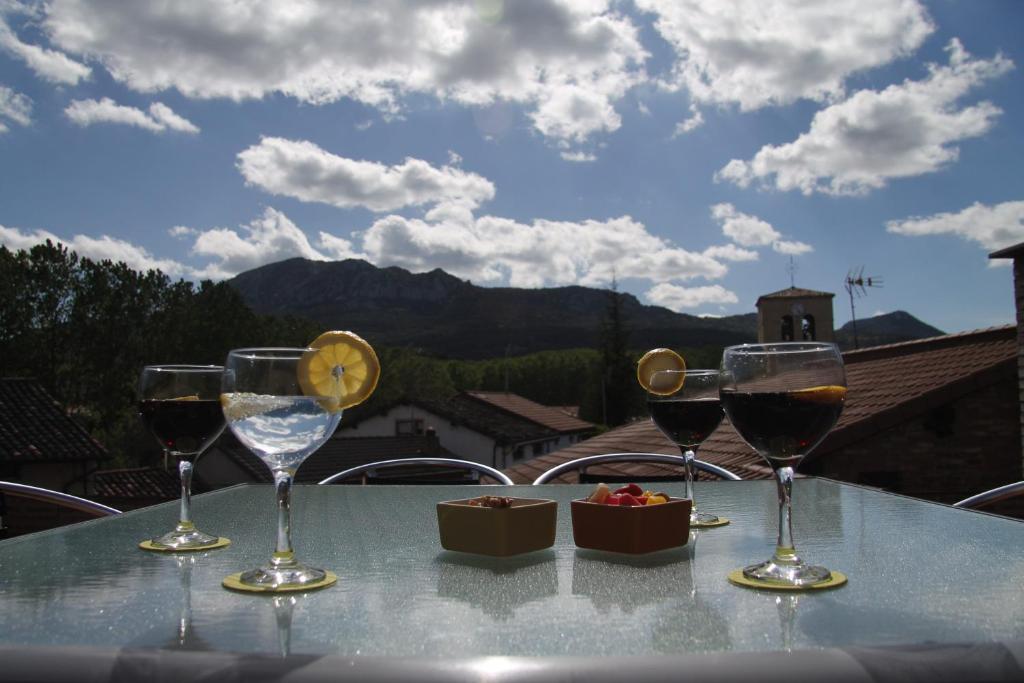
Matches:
[692,516,730,529]
[222,571,338,594]
[139,537,231,552]
[728,568,847,591]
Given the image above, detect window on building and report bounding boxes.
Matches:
[780,315,794,341]
[801,314,816,340]
[395,418,424,436]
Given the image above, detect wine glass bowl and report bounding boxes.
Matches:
[647,369,727,528]
[719,342,846,588]
[137,365,227,551]
[221,348,344,591]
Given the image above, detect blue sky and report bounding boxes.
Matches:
[1,0,1022,334]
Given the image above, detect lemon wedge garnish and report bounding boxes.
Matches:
[297,331,381,412]
[636,348,686,395]
[791,385,847,404]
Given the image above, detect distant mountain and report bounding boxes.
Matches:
[228,258,758,358]
[834,311,944,350]
[227,258,939,358]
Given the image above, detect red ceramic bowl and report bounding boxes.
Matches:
[570,497,692,554]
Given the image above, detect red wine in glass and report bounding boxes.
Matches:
[718,390,842,468]
[646,369,728,528]
[720,342,846,588]
[139,398,225,461]
[647,397,724,449]
[137,365,227,551]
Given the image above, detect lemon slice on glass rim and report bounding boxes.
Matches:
[636,348,686,395]
[297,331,381,412]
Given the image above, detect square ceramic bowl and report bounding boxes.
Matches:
[436,497,557,557]
[570,497,692,554]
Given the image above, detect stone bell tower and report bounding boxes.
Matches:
[756,287,835,343]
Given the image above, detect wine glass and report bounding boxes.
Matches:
[719,342,846,588]
[138,365,227,551]
[221,348,343,591]
[647,369,728,528]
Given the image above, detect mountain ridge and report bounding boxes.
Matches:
[228,258,939,358]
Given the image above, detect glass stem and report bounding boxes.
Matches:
[682,448,696,510]
[176,458,194,531]
[272,469,297,568]
[773,466,798,565]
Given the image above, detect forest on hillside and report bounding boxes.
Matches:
[1,243,724,466]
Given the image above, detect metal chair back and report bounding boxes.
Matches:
[318,458,514,486]
[953,481,1024,509]
[531,452,742,485]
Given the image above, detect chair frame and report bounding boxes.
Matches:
[0,481,121,517]
[531,452,742,485]
[317,458,514,486]
[953,481,1024,509]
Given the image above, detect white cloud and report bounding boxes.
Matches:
[672,103,703,136]
[146,102,199,133]
[717,40,1014,195]
[189,207,364,280]
[0,224,189,276]
[711,203,779,247]
[358,203,726,289]
[0,12,90,84]
[168,225,196,238]
[710,203,813,256]
[42,0,647,145]
[561,150,597,163]
[65,98,199,133]
[886,200,1024,254]
[236,137,495,212]
[636,0,932,110]
[0,84,31,128]
[773,240,813,256]
[645,283,738,312]
[703,244,758,262]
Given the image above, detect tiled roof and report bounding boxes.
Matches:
[756,287,835,302]
[464,391,594,433]
[505,325,1017,484]
[0,378,109,463]
[213,433,463,484]
[502,419,769,484]
[92,466,180,500]
[389,394,560,444]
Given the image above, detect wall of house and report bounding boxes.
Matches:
[801,377,1021,506]
[338,406,502,467]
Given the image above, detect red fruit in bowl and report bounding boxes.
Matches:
[619,493,641,506]
[614,484,643,497]
[605,494,623,506]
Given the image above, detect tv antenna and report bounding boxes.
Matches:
[844,267,883,349]
[786,256,798,288]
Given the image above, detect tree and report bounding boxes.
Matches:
[596,279,637,427]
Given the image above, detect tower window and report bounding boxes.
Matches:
[780,315,794,341]
[802,314,816,340]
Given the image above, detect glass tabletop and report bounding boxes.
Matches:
[1,479,1023,658]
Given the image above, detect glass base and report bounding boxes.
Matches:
[148,526,220,550]
[742,559,832,587]
[239,563,328,589]
[691,510,724,526]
